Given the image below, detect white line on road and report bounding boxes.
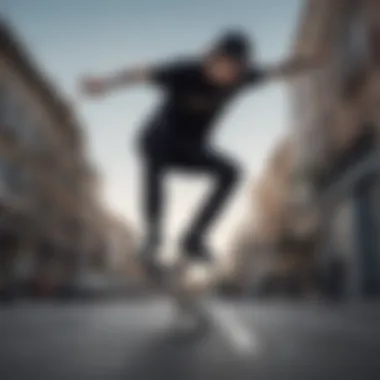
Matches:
[207,303,260,355]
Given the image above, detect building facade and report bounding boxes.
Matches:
[0,19,134,298]
[290,0,380,297]
[228,135,319,296]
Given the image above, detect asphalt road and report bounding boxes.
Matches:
[1,298,380,380]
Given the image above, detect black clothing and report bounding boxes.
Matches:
[140,137,240,257]
[213,30,252,62]
[140,59,265,146]
[138,58,266,257]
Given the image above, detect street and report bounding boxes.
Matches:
[1,299,380,380]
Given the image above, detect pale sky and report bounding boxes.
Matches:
[3,0,302,254]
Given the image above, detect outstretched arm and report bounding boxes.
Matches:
[79,58,190,97]
[80,65,154,97]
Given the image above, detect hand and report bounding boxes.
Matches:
[79,75,108,97]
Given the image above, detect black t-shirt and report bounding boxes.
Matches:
[146,58,267,144]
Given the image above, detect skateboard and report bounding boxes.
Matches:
[166,258,219,341]
[140,254,219,339]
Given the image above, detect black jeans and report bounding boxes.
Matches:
[139,131,241,250]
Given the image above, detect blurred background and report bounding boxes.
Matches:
[1,0,380,303]
[1,0,380,379]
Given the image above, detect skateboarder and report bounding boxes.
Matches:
[80,29,324,278]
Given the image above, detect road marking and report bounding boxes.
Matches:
[208,304,259,355]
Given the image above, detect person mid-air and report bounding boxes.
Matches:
[80,29,324,279]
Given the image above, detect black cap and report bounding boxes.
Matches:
[213,30,251,62]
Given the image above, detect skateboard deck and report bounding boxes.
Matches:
[141,255,218,336]
[164,259,218,341]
